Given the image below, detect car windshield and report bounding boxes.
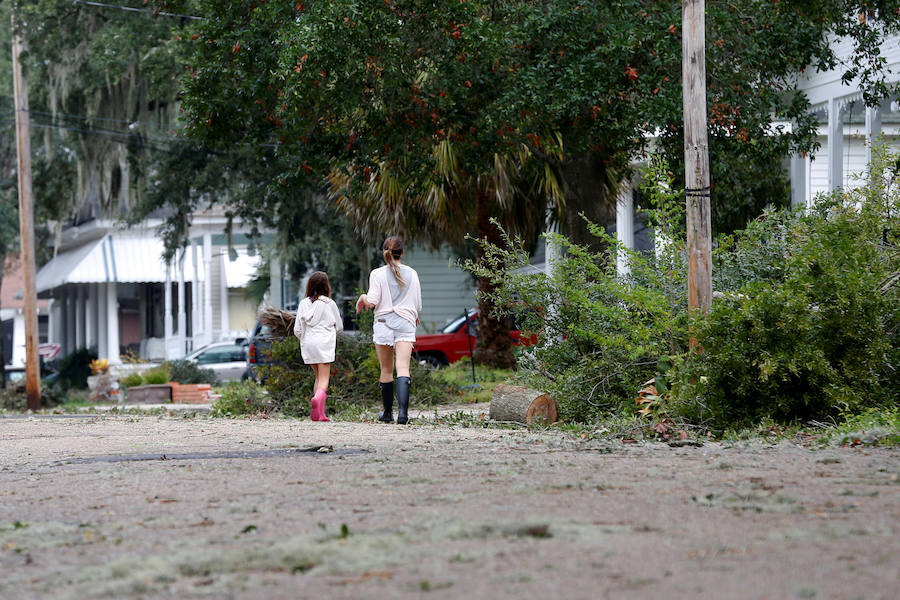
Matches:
[440,311,475,333]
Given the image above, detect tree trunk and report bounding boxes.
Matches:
[473,189,515,369]
[556,151,619,253]
[489,384,557,424]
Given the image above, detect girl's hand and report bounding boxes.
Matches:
[355,295,370,313]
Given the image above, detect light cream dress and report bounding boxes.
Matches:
[293,296,344,364]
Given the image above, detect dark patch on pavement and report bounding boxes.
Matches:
[50,446,369,465]
[0,414,105,419]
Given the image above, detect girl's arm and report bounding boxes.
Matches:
[293,302,305,340]
[356,270,380,313]
[332,301,344,334]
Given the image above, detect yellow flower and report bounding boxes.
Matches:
[90,358,109,375]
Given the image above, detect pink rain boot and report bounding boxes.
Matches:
[310,388,330,422]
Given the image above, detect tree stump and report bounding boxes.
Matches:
[489,384,557,425]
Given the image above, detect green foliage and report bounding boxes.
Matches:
[162,360,217,385]
[260,323,459,417]
[669,148,900,429]
[141,366,171,386]
[1,381,67,411]
[118,373,145,389]
[432,358,513,404]
[464,158,690,422]
[210,380,271,417]
[56,348,97,390]
[825,407,900,448]
[168,0,900,249]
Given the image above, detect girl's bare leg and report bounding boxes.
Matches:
[315,363,331,391]
[394,342,414,378]
[375,344,395,421]
[375,344,395,382]
[310,365,320,396]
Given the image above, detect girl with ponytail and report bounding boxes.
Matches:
[356,236,422,424]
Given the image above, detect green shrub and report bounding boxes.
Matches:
[56,347,97,390]
[1,381,67,410]
[163,359,217,384]
[464,149,899,430]
[141,366,170,385]
[670,175,900,428]
[119,372,145,388]
[260,317,458,417]
[463,158,690,422]
[210,380,271,416]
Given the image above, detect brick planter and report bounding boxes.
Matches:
[170,383,213,404]
[123,384,172,404]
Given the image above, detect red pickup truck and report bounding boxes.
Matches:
[413,309,530,367]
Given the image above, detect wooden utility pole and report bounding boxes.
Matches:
[682,0,712,321]
[12,13,42,409]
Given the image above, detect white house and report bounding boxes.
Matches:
[1,257,51,368]
[789,33,900,204]
[35,209,262,364]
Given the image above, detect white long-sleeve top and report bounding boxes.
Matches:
[293,296,343,364]
[365,264,422,327]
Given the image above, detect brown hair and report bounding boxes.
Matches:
[305,271,331,301]
[382,236,406,288]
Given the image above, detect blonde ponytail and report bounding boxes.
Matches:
[383,236,406,288]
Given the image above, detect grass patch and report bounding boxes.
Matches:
[432,359,513,404]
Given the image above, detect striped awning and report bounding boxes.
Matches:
[36,233,204,293]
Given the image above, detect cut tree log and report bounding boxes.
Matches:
[489,384,557,425]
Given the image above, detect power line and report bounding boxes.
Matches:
[26,109,139,126]
[72,0,203,20]
[0,117,280,152]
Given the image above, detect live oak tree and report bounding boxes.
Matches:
[163,0,899,366]
[12,2,897,367]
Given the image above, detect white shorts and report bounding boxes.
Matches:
[373,313,416,346]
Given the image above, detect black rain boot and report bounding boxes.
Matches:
[396,376,410,425]
[378,381,394,423]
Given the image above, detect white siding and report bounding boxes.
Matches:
[808,129,900,202]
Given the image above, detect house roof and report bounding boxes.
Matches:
[36,233,204,293]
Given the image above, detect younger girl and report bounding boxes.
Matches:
[294,271,343,421]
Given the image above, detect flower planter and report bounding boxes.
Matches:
[170,382,213,404]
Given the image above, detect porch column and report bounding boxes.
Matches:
[191,239,202,348]
[106,282,120,363]
[75,285,85,350]
[269,256,283,308]
[220,252,230,337]
[65,287,75,354]
[616,181,634,276]
[203,234,213,344]
[52,295,63,350]
[47,298,56,346]
[865,103,883,174]
[790,118,808,206]
[177,249,187,357]
[164,262,174,359]
[827,97,845,192]
[97,282,108,360]
[85,283,98,351]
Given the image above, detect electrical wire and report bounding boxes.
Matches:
[0,117,280,152]
[71,0,203,20]
[26,109,141,126]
